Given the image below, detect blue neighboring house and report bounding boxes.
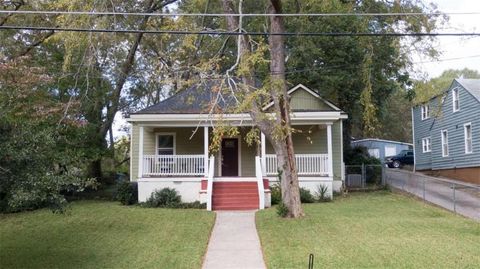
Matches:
[351,138,412,161]
[412,78,480,184]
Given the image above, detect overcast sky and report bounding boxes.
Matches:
[413,0,480,78]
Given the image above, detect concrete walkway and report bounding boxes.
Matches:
[202,211,266,269]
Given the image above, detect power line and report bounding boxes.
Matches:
[415,54,480,64]
[0,10,479,17]
[1,25,479,37]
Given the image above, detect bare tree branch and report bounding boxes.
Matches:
[16,30,55,57]
[101,0,180,137]
[0,0,25,26]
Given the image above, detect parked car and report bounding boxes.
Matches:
[385,150,414,168]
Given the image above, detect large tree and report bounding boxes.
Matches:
[1,0,180,180]
[220,0,303,217]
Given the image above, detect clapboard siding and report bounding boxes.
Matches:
[412,98,438,170]
[413,80,480,170]
[290,89,332,111]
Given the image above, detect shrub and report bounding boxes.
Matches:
[270,183,282,205]
[179,201,207,209]
[116,182,138,205]
[344,146,381,165]
[300,187,315,203]
[276,202,289,217]
[315,184,331,202]
[365,165,383,184]
[271,185,314,204]
[144,188,181,208]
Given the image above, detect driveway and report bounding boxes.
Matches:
[385,169,480,221]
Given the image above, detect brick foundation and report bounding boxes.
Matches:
[419,167,480,185]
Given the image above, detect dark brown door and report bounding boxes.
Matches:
[221,138,239,176]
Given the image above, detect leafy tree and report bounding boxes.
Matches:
[414,68,480,104]
[0,58,96,213]
[281,0,442,142]
[1,0,180,181]
[377,89,413,142]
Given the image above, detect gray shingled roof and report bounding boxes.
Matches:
[456,78,480,102]
[134,80,238,114]
[133,80,342,114]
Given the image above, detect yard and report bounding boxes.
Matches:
[0,201,215,269]
[257,191,480,269]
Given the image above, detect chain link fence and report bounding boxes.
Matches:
[385,169,480,221]
[345,164,386,190]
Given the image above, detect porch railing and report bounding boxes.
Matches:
[265,154,329,176]
[143,155,205,176]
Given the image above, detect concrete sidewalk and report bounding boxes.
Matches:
[202,211,266,269]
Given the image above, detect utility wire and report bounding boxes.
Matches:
[0,10,478,17]
[415,54,480,64]
[1,25,479,36]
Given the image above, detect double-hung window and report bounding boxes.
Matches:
[422,137,431,153]
[441,130,449,157]
[464,123,473,154]
[421,104,430,120]
[156,133,175,155]
[452,88,460,112]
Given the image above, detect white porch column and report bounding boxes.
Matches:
[138,126,144,179]
[261,132,266,174]
[204,126,209,177]
[326,124,333,178]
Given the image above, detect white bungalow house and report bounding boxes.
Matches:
[127,83,347,210]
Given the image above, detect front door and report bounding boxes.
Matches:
[221,138,239,176]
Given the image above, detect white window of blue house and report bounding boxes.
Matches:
[156,133,175,155]
[421,104,429,120]
[368,148,380,159]
[464,123,473,154]
[422,137,431,153]
[452,88,460,112]
[441,130,449,157]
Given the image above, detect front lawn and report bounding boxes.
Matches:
[0,201,215,269]
[257,192,480,268]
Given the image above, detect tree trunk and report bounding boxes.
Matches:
[222,0,303,217]
[88,159,102,180]
[267,0,303,218]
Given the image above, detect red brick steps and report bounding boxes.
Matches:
[212,181,259,210]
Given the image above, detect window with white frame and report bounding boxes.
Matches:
[422,137,431,153]
[452,88,460,112]
[441,130,449,157]
[464,123,473,154]
[421,104,430,120]
[156,133,175,155]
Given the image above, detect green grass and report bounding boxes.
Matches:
[257,192,480,269]
[0,201,215,269]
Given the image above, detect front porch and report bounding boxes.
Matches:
[133,124,337,210]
